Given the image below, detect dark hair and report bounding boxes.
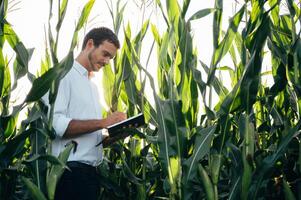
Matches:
[81,27,120,50]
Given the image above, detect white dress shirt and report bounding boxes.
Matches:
[49,61,103,166]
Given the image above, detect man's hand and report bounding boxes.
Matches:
[105,111,127,127]
[102,132,130,148]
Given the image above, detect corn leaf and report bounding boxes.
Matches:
[282,178,296,200]
[155,99,186,193]
[4,24,29,78]
[0,47,4,97]
[70,0,95,50]
[208,5,245,84]
[47,141,75,200]
[181,0,190,18]
[248,121,301,199]
[25,52,73,103]
[188,8,216,22]
[0,128,34,168]
[166,0,180,24]
[183,125,216,184]
[213,0,223,49]
[21,177,47,200]
[56,0,68,31]
[240,15,270,113]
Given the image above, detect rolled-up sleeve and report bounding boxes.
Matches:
[53,78,72,137]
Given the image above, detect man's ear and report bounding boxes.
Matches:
[86,39,94,49]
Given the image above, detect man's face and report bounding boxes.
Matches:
[87,40,117,72]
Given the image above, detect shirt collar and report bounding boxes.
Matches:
[73,60,89,77]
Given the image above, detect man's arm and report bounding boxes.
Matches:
[63,111,126,138]
[51,72,126,138]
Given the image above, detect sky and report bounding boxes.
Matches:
[6,0,219,68]
[5,0,258,110]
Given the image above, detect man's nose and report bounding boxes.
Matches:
[104,57,110,64]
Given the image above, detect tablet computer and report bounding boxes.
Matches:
[107,113,145,136]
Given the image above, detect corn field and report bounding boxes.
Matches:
[1,0,301,199]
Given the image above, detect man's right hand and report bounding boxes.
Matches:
[105,111,127,127]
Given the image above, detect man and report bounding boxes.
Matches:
[51,27,126,200]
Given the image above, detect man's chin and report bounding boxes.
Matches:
[93,66,102,71]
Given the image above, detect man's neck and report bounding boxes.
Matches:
[88,71,94,78]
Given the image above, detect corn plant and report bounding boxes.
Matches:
[99,0,301,199]
[99,1,159,199]
[99,0,216,199]
[0,0,94,199]
[2,0,301,199]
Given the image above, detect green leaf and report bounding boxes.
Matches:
[48,18,58,65]
[4,114,18,138]
[114,0,127,34]
[25,52,73,103]
[217,10,270,115]
[23,154,66,166]
[155,0,169,26]
[25,67,56,103]
[283,177,296,200]
[121,156,143,185]
[4,24,29,70]
[210,153,223,185]
[75,0,95,31]
[166,0,180,23]
[0,47,5,97]
[269,0,280,25]
[70,0,95,50]
[227,144,243,200]
[102,64,115,109]
[0,128,34,168]
[228,177,241,200]
[216,80,241,116]
[188,8,216,22]
[40,48,51,76]
[181,73,190,113]
[134,20,150,52]
[240,19,270,113]
[267,38,287,67]
[120,35,137,105]
[173,47,182,86]
[49,51,74,105]
[154,98,186,196]
[213,0,223,49]
[250,0,263,23]
[13,48,34,81]
[151,24,161,45]
[166,0,180,43]
[0,1,7,35]
[181,0,191,18]
[192,67,206,93]
[21,177,47,200]
[197,164,214,200]
[47,141,75,200]
[240,114,254,199]
[183,125,216,183]
[208,5,245,84]
[159,31,172,71]
[200,60,228,98]
[56,0,69,31]
[1,57,11,98]
[123,30,157,125]
[248,121,301,199]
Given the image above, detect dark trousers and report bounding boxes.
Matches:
[54,161,100,200]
